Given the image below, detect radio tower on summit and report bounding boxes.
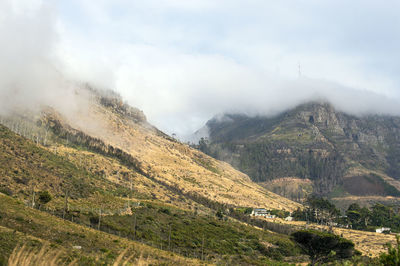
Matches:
[298,62,302,77]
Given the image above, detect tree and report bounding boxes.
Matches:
[347,210,362,229]
[198,137,210,154]
[38,191,52,209]
[292,229,355,265]
[380,234,400,266]
[244,207,253,215]
[371,204,392,227]
[360,207,371,228]
[305,196,340,224]
[347,203,361,212]
[346,204,363,229]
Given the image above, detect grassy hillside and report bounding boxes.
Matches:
[0,194,200,265]
[1,91,395,264]
[0,124,101,199]
[283,219,396,258]
[46,88,301,211]
[0,117,306,264]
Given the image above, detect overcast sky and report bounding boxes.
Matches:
[2,0,400,137]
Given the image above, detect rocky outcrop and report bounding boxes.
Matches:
[85,85,147,123]
[99,96,146,123]
[195,102,400,198]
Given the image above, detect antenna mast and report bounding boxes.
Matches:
[298,62,301,77]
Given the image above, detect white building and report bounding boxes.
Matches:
[376,227,391,233]
[251,208,276,218]
[285,216,293,221]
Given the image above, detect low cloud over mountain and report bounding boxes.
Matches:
[2,0,400,138]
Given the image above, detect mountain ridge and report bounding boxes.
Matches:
[0,86,307,264]
[195,101,400,204]
[0,85,300,211]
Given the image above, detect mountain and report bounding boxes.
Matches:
[0,86,305,264]
[195,102,400,207]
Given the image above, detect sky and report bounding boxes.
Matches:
[2,0,400,138]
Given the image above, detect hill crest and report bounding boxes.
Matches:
[195,101,400,205]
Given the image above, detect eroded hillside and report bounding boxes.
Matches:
[0,87,307,264]
[195,102,400,206]
[38,87,301,211]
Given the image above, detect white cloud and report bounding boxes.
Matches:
[2,0,400,137]
[0,0,61,112]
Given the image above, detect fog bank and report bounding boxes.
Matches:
[1,0,400,139]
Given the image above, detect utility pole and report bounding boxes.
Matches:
[133,213,137,239]
[305,211,309,229]
[63,190,69,219]
[168,224,171,251]
[160,232,163,250]
[98,208,102,230]
[298,62,301,77]
[31,182,35,208]
[201,234,205,261]
[128,179,133,208]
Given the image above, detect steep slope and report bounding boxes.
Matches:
[1,87,299,211]
[195,102,400,203]
[0,194,200,265]
[0,91,307,264]
[40,87,300,211]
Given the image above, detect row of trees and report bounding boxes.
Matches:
[345,203,400,232]
[195,138,346,196]
[292,229,400,265]
[0,116,50,146]
[292,196,340,225]
[293,196,400,233]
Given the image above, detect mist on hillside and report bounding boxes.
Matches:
[1,0,400,139]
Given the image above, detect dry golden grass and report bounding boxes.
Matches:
[51,145,207,212]
[330,196,400,211]
[260,177,313,199]
[0,196,205,266]
[282,220,396,257]
[52,99,301,212]
[7,245,200,266]
[8,244,75,266]
[112,249,153,266]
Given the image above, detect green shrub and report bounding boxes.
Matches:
[159,208,171,215]
[38,191,52,205]
[292,229,355,264]
[0,187,12,196]
[380,234,400,265]
[216,210,224,220]
[0,255,6,266]
[89,215,99,224]
[100,248,109,253]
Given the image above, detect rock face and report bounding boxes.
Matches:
[196,102,400,200]
[89,86,147,123]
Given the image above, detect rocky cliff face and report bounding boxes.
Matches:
[196,102,400,201]
[86,85,147,123]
